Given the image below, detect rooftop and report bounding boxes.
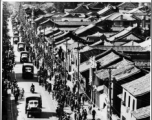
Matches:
[74,24,104,36]
[69,4,90,13]
[122,41,140,46]
[55,21,93,26]
[104,12,139,21]
[88,2,105,9]
[96,59,140,81]
[122,73,150,96]
[132,106,150,119]
[107,26,144,42]
[97,5,117,15]
[68,42,84,51]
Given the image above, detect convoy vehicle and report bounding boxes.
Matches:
[22,63,34,79]
[13,30,19,36]
[13,36,19,44]
[20,51,29,63]
[25,93,42,118]
[17,42,26,52]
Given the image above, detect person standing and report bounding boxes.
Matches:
[83,109,87,120]
[48,83,52,94]
[92,105,96,120]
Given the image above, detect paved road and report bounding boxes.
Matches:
[8,17,58,120]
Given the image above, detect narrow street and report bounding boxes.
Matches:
[4,2,150,120]
[8,17,58,120]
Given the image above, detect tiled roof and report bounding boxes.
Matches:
[97,5,117,15]
[74,26,86,32]
[40,19,55,26]
[117,2,138,9]
[69,5,90,13]
[90,40,103,46]
[122,73,150,96]
[55,37,71,45]
[111,26,125,32]
[101,32,116,37]
[88,2,105,9]
[44,27,59,36]
[91,46,143,52]
[68,42,84,50]
[80,49,103,63]
[80,59,91,72]
[63,13,80,17]
[51,31,70,41]
[134,61,150,68]
[87,32,103,37]
[122,41,140,46]
[108,26,134,41]
[114,66,140,81]
[103,41,113,46]
[104,12,139,21]
[35,16,44,22]
[95,59,140,81]
[96,51,121,67]
[59,27,78,31]
[79,48,121,72]
[54,21,93,26]
[127,6,145,14]
[132,106,150,119]
[49,31,64,38]
[107,26,144,42]
[35,17,51,25]
[75,24,95,35]
[97,5,112,15]
[79,45,93,52]
[139,38,151,48]
[75,24,104,35]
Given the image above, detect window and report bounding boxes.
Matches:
[124,92,126,103]
[132,99,135,111]
[128,96,130,107]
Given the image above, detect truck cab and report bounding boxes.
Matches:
[25,93,42,118]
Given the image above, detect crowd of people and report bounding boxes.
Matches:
[36,53,98,120]
[2,40,15,119]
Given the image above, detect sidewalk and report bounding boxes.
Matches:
[3,70,16,120]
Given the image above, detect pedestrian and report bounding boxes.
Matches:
[48,84,52,94]
[74,110,77,120]
[83,109,87,120]
[92,105,96,120]
[82,94,85,105]
[45,82,47,91]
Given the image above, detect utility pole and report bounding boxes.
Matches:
[51,22,55,77]
[77,41,80,111]
[65,35,67,85]
[109,69,112,120]
[105,67,116,120]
